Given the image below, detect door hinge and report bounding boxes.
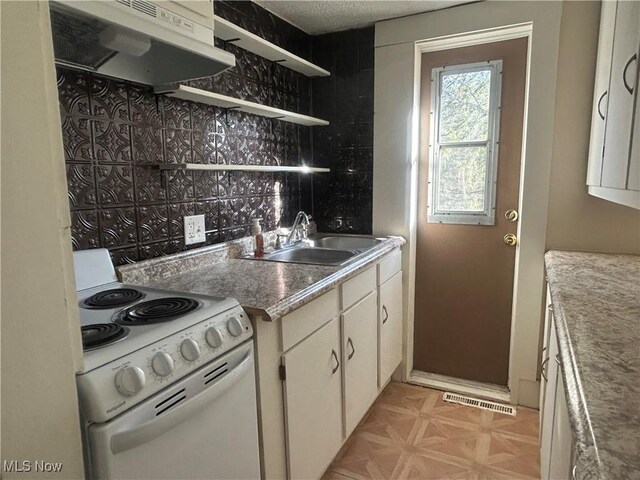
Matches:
[279,364,286,381]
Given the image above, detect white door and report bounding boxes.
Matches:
[343,291,379,436]
[379,271,403,387]
[602,0,640,188]
[282,317,343,480]
[88,341,260,479]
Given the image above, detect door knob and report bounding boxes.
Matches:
[505,209,519,222]
[503,233,517,246]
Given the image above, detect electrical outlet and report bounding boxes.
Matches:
[184,214,206,245]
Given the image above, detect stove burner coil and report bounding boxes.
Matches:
[81,323,129,351]
[82,288,144,309]
[116,298,200,325]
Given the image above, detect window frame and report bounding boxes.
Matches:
[427,60,503,225]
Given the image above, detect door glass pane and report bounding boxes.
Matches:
[437,146,487,212]
[439,69,492,143]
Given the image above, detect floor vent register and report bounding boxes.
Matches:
[443,392,517,416]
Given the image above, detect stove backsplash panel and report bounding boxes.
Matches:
[59,1,313,266]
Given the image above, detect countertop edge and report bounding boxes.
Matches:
[544,250,640,480]
[262,236,406,321]
[547,281,601,480]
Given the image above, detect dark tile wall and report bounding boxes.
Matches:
[311,27,375,234]
[60,1,313,265]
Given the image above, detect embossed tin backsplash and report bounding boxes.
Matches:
[59,1,312,266]
[311,27,374,234]
[58,1,375,265]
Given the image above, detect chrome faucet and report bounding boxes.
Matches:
[285,211,311,246]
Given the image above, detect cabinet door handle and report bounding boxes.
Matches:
[572,464,578,480]
[554,354,562,367]
[540,356,550,382]
[331,349,340,374]
[382,305,389,324]
[597,90,607,120]
[623,53,637,94]
[347,338,355,360]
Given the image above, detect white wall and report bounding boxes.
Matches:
[1,1,85,477]
[373,0,564,406]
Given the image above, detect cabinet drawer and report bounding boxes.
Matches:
[341,267,376,310]
[378,249,401,286]
[281,290,339,352]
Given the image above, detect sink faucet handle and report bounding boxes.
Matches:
[275,233,288,249]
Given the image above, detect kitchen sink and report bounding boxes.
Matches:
[260,247,357,266]
[308,235,381,252]
[242,234,382,266]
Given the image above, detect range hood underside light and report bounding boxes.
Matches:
[49,5,235,86]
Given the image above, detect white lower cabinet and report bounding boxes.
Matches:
[549,369,574,480]
[540,292,576,480]
[379,270,403,387]
[276,248,404,480]
[540,307,560,479]
[343,291,379,436]
[282,317,343,480]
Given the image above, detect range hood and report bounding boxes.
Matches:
[49,0,235,86]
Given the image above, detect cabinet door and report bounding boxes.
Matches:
[587,0,617,186]
[379,271,403,387]
[540,313,560,480]
[549,362,574,480]
[343,291,379,437]
[602,0,640,188]
[628,84,640,191]
[539,290,553,433]
[282,317,342,480]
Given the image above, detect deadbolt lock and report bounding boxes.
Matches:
[503,233,517,247]
[505,209,519,222]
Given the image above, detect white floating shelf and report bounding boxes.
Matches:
[154,84,329,127]
[214,15,330,78]
[158,164,330,173]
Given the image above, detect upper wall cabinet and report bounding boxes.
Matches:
[587,0,640,209]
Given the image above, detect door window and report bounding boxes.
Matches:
[428,61,502,225]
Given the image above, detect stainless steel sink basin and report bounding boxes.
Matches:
[264,247,356,266]
[241,234,382,266]
[309,235,381,251]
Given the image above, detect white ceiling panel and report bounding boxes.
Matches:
[253,0,477,35]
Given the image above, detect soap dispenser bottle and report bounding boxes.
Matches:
[251,218,264,258]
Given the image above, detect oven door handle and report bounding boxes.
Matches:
[110,351,253,454]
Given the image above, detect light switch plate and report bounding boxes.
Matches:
[184,214,206,245]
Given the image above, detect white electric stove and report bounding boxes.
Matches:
[73,249,261,480]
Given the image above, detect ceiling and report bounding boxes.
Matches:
[253,0,476,35]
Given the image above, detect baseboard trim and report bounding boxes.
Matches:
[408,370,511,404]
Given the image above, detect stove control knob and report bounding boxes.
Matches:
[180,338,200,362]
[115,366,146,396]
[227,317,244,337]
[151,352,174,377]
[205,327,223,348]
